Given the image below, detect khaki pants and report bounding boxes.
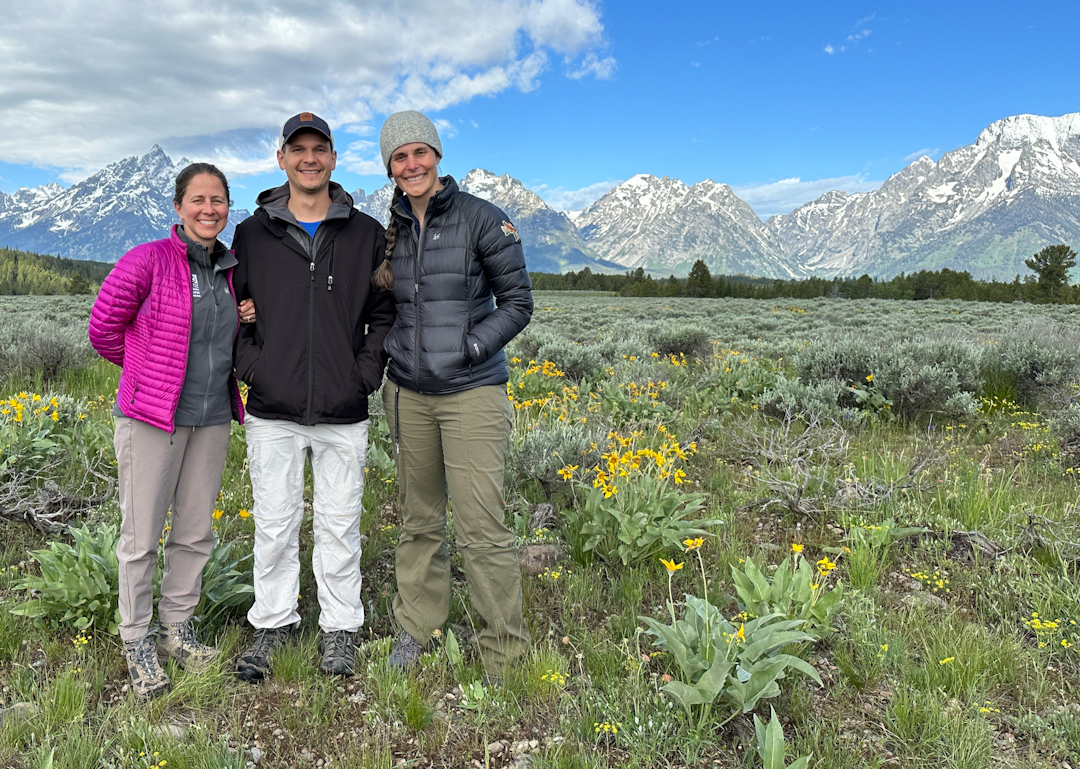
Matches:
[114,418,230,641]
[384,384,530,672]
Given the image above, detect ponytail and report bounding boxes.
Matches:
[372,186,404,291]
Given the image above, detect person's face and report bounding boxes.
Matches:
[389,143,440,203]
[173,174,229,248]
[277,131,336,195]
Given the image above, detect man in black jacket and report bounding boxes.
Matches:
[231,112,394,681]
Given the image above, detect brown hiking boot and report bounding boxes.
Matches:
[123,633,171,699]
[156,617,219,673]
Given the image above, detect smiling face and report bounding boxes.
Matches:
[389,142,442,210]
[173,173,229,249]
[277,130,337,197]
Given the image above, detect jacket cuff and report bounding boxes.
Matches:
[465,333,487,365]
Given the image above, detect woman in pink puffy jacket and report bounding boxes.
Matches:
[89,163,246,699]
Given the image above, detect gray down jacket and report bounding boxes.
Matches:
[384,176,533,394]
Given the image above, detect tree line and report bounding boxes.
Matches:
[530,245,1080,304]
[0,248,111,295]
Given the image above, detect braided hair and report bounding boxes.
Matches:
[372,185,404,291]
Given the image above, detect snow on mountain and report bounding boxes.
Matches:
[4,111,1079,279]
[460,169,621,274]
[353,170,623,274]
[0,146,249,262]
[576,174,804,278]
[351,183,396,227]
[768,112,1080,278]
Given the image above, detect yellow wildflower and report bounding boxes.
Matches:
[660,558,684,573]
[683,537,704,551]
[791,543,804,553]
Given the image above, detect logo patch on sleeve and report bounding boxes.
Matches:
[500,221,520,242]
[191,273,201,298]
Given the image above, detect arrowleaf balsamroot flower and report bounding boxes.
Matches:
[683,537,704,551]
[660,558,684,573]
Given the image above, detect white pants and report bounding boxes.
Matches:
[245,414,369,633]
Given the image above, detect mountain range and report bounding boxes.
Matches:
[1,111,1078,280]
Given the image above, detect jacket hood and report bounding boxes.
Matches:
[257,181,355,225]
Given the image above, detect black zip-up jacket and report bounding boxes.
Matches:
[384,176,533,394]
[232,182,395,425]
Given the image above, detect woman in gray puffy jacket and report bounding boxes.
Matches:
[373,110,533,679]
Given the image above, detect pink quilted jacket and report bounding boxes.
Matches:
[89,225,244,432]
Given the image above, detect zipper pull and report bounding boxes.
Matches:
[327,275,333,291]
[310,261,315,281]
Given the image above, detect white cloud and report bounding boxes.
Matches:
[902,148,941,164]
[824,13,876,55]
[697,36,719,47]
[0,0,612,178]
[567,52,617,80]
[340,140,387,176]
[733,175,883,219]
[533,179,623,211]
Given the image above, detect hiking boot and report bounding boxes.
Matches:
[319,630,356,677]
[123,633,171,699]
[235,626,290,683]
[388,630,424,670]
[156,617,218,673]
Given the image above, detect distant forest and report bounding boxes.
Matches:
[530,255,1079,304]
[0,248,111,295]
[3,246,1075,304]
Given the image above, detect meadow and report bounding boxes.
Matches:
[3,292,1080,768]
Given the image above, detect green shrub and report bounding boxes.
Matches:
[648,325,712,358]
[0,318,91,387]
[757,375,844,421]
[641,593,821,729]
[11,522,255,635]
[1050,401,1080,465]
[790,335,982,421]
[536,339,604,381]
[10,522,122,634]
[995,320,1080,398]
[731,553,843,639]
[506,418,603,496]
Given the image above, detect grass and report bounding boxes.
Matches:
[5,294,1080,767]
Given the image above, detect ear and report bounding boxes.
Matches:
[174,201,183,220]
[277,148,286,170]
[330,149,337,171]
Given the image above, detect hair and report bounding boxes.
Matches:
[372,185,405,291]
[173,162,231,208]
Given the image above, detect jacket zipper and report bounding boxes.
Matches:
[307,255,316,422]
[201,258,217,426]
[412,220,424,392]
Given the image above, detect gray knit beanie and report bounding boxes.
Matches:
[380,111,443,172]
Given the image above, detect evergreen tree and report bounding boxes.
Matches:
[1025,244,1077,302]
[684,259,713,297]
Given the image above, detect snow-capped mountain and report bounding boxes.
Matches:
[4,111,1079,279]
[0,146,248,262]
[352,170,623,274]
[768,113,1080,278]
[460,169,622,274]
[352,184,397,227]
[576,174,804,278]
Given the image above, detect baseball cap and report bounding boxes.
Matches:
[280,112,334,150]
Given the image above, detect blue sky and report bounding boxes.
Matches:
[1,1,1078,219]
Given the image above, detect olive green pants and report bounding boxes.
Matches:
[384,384,530,673]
